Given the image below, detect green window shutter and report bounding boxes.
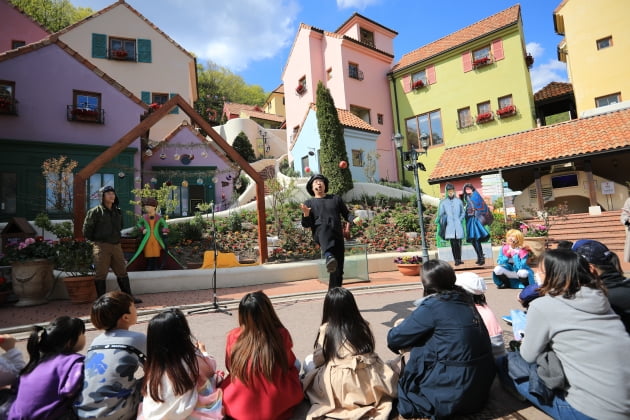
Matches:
[92,33,107,58]
[169,93,179,114]
[137,39,152,63]
[141,91,151,104]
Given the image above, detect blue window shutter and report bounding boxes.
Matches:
[92,33,107,58]
[141,91,151,104]
[169,93,179,114]
[137,39,152,63]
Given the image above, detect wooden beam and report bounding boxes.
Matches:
[73,95,268,262]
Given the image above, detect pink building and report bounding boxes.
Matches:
[282,13,399,182]
[0,0,49,53]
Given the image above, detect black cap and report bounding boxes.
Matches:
[572,239,613,266]
[306,174,328,196]
[445,183,455,191]
[100,185,115,194]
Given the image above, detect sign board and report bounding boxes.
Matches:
[601,181,615,195]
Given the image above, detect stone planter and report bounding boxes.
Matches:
[63,275,96,304]
[11,259,54,307]
[397,264,420,276]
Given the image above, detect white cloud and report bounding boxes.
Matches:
[148,0,300,71]
[336,0,381,9]
[526,42,544,59]
[530,60,568,92]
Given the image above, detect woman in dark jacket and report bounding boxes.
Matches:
[387,260,496,419]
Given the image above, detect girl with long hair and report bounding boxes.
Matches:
[220,291,302,420]
[139,308,222,419]
[8,316,85,420]
[502,249,630,419]
[387,260,495,419]
[302,287,398,420]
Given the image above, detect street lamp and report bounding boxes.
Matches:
[259,129,268,159]
[393,132,430,262]
[392,133,406,185]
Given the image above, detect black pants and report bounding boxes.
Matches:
[470,238,485,260]
[450,239,462,263]
[314,226,345,289]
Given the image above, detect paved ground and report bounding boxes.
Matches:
[0,264,551,419]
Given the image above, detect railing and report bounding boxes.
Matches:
[67,105,105,124]
[349,68,364,81]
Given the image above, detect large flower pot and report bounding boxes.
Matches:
[11,259,54,307]
[397,264,420,276]
[523,237,547,265]
[63,275,96,304]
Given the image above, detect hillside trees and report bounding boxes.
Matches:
[10,0,92,32]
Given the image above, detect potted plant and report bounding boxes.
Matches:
[472,56,491,68]
[296,84,305,95]
[496,105,516,118]
[393,254,422,276]
[476,112,494,124]
[1,236,56,307]
[412,80,425,90]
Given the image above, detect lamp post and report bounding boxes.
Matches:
[393,133,430,262]
[259,129,268,159]
[392,133,406,185]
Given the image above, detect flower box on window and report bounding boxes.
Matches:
[472,56,491,68]
[68,106,103,123]
[496,104,517,118]
[295,84,306,95]
[412,80,425,90]
[111,49,128,59]
[476,112,494,124]
[0,97,17,114]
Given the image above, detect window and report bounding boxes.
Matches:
[457,107,473,128]
[352,150,364,167]
[596,36,612,50]
[109,37,136,60]
[350,105,370,124]
[0,172,17,214]
[472,46,492,67]
[551,173,579,189]
[411,70,427,89]
[377,113,383,124]
[11,40,25,49]
[69,90,103,123]
[405,110,444,149]
[301,155,310,176]
[348,63,363,80]
[477,101,491,115]
[0,81,16,114]
[359,28,374,47]
[326,68,332,80]
[88,173,115,209]
[152,93,169,105]
[296,77,306,95]
[498,95,513,109]
[595,93,620,107]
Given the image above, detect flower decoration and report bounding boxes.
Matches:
[1,237,56,263]
[295,84,305,95]
[112,49,128,58]
[149,103,162,111]
[476,112,493,123]
[394,255,422,265]
[496,105,516,117]
[519,223,548,237]
[473,56,491,67]
[412,80,425,90]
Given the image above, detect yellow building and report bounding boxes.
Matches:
[263,84,286,118]
[554,0,630,114]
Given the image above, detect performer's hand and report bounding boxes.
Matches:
[343,222,351,240]
[300,203,311,217]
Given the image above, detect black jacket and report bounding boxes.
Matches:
[82,204,123,244]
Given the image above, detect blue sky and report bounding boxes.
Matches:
[70,0,568,93]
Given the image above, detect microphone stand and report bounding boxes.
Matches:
[188,202,231,316]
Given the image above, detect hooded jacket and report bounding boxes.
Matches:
[521,287,630,419]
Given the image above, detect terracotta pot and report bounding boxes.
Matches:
[397,264,420,276]
[11,259,54,307]
[63,275,96,304]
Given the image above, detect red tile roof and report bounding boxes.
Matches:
[429,106,630,183]
[392,5,520,72]
[534,81,573,101]
[336,108,380,133]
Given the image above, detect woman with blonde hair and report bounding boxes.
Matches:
[220,291,302,420]
[493,229,534,289]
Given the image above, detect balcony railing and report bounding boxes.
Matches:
[496,104,517,118]
[67,105,105,124]
[476,111,494,124]
[472,56,492,69]
[349,68,364,81]
[0,97,18,115]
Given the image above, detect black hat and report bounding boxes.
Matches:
[445,183,455,191]
[572,239,613,266]
[306,174,329,196]
[100,185,119,206]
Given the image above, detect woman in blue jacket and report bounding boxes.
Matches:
[387,260,496,419]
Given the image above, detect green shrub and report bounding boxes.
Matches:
[393,212,419,232]
[227,211,243,232]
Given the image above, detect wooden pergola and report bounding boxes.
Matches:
[72,95,268,262]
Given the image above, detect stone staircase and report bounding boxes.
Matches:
[547,210,628,271]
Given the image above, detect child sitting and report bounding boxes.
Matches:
[493,229,534,289]
[8,317,85,420]
[302,287,398,419]
[76,291,146,420]
[0,334,25,419]
[139,308,223,419]
[455,272,507,358]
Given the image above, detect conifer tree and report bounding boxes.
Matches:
[315,81,353,195]
[232,131,257,163]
